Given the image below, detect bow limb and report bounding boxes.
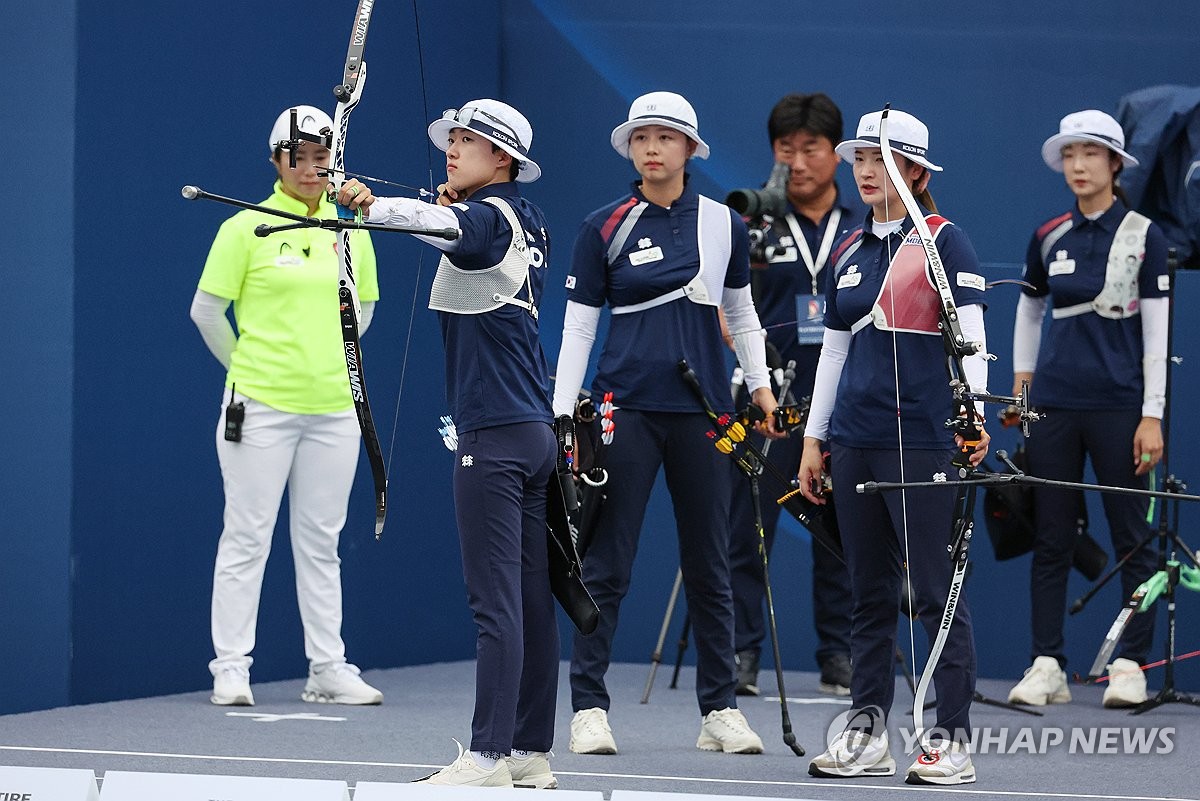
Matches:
[328,0,389,539]
[878,106,979,752]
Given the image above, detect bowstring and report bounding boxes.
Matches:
[880,135,921,743]
[387,0,433,469]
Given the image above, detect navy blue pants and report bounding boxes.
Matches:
[454,421,559,754]
[1025,407,1157,665]
[832,445,976,739]
[729,431,852,665]
[570,410,738,715]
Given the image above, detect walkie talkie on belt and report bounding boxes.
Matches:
[224,385,245,442]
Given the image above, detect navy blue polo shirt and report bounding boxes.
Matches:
[437,182,553,434]
[566,179,751,413]
[1021,199,1168,411]
[750,190,862,387]
[824,211,986,448]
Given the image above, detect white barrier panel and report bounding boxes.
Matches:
[611,792,788,801]
[99,771,349,801]
[0,766,99,801]
[354,782,603,800]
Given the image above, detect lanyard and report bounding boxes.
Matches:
[784,208,841,294]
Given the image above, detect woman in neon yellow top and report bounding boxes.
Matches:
[190,105,382,707]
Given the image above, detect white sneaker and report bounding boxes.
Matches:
[1007,656,1071,705]
[211,666,254,706]
[1103,657,1148,708]
[507,751,557,789]
[697,707,764,754]
[808,730,895,778]
[569,707,617,754]
[301,662,383,705]
[416,741,513,787]
[905,741,976,785]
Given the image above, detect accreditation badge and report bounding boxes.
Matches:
[795,293,825,345]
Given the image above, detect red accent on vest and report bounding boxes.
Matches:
[830,229,864,266]
[1036,211,1072,242]
[599,197,640,243]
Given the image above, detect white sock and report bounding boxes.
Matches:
[470,750,500,769]
[511,749,538,759]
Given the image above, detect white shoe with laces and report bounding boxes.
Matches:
[210,665,254,706]
[507,751,557,789]
[697,707,764,754]
[301,662,383,705]
[416,740,513,787]
[808,729,895,778]
[1103,657,1148,708]
[569,707,617,754]
[905,741,976,785]
[1007,655,1071,705]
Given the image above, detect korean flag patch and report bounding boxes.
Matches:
[565,275,577,289]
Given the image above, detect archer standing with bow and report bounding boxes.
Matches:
[338,99,559,789]
[552,91,774,756]
[798,109,989,785]
[1007,110,1168,710]
[191,105,384,708]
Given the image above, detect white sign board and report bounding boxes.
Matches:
[0,766,99,801]
[99,771,349,801]
[354,782,603,800]
[611,792,789,801]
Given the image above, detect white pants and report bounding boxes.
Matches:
[209,392,360,674]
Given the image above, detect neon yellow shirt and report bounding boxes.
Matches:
[198,182,380,414]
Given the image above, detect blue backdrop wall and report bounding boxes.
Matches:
[3,0,1199,715]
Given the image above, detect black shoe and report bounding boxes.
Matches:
[819,653,852,696]
[735,650,760,696]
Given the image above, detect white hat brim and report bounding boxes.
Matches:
[609,117,710,160]
[834,138,943,172]
[426,118,542,183]
[1040,132,1138,173]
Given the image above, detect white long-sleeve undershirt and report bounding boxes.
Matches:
[552,300,602,416]
[721,284,770,396]
[365,197,463,252]
[189,289,375,369]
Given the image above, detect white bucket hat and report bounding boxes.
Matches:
[834,109,942,172]
[427,99,541,182]
[610,91,710,160]
[1041,109,1138,172]
[269,105,333,154]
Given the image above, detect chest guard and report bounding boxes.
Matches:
[428,197,537,318]
[611,195,730,315]
[1051,210,1151,321]
[850,215,951,336]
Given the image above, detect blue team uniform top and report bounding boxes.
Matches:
[824,211,986,449]
[437,182,553,434]
[566,179,751,413]
[752,191,862,383]
[1021,199,1168,411]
